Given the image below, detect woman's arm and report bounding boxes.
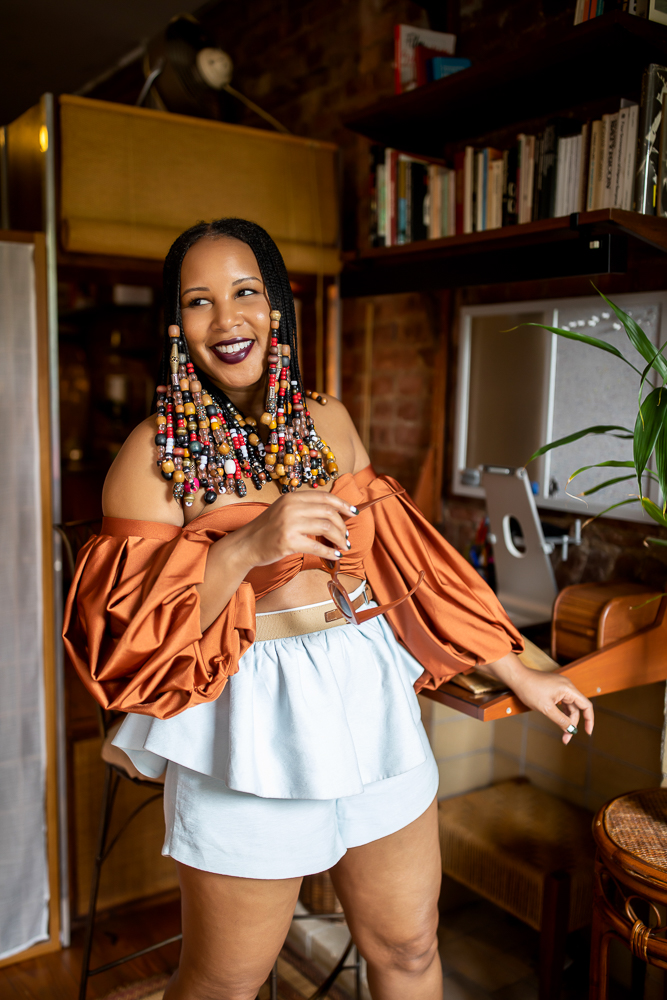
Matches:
[481,652,595,744]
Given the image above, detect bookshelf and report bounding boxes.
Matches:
[345,13,667,157]
[342,14,667,297]
[341,208,667,296]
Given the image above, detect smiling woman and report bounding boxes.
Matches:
[63,217,594,1000]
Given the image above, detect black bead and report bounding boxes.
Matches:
[176,436,188,447]
[155,433,167,446]
[161,470,173,480]
[189,440,203,454]
[203,489,217,504]
[205,404,217,417]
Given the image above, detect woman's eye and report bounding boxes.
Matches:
[236,288,256,298]
[187,297,211,308]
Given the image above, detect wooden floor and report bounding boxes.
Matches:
[1,897,182,1000]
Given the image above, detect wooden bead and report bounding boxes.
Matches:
[168,328,180,338]
[218,443,230,454]
[260,411,273,426]
[179,378,189,391]
[270,443,279,453]
[245,416,257,427]
[162,459,175,473]
[190,380,202,392]
[284,454,295,466]
[270,310,281,321]
[184,402,196,415]
[275,464,286,476]
[173,470,185,483]
[327,462,338,473]
[156,414,167,426]
[202,394,213,405]
[265,454,276,466]
[279,476,290,485]
[248,433,259,445]
[289,478,300,488]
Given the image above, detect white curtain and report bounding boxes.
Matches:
[0,240,50,959]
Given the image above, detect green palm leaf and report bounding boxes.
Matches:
[567,460,636,483]
[511,322,639,371]
[578,475,636,496]
[527,425,633,465]
[633,387,667,496]
[641,497,667,528]
[582,498,639,527]
[594,284,667,380]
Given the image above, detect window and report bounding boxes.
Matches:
[453,293,667,523]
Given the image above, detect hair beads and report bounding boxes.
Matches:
[156,217,338,504]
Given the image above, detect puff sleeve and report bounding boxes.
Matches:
[359,472,523,692]
[62,517,256,719]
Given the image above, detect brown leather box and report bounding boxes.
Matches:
[552,582,663,662]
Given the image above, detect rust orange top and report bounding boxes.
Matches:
[63,466,523,719]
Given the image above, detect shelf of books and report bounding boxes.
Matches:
[341,44,667,296]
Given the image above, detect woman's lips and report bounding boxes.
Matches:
[210,338,255,365]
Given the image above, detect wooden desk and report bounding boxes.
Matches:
[422,597,667,722]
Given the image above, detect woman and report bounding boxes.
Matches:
[64,218,593,1000]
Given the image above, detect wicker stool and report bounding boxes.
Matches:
[591,788,667,1000]
[438,777,595,1000]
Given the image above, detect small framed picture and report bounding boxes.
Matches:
[649,0,667,27]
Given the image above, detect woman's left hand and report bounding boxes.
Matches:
[482,652,594,745]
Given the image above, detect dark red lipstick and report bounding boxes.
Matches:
[210,337,255,365]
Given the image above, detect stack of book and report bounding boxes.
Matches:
[573,0,667,24]
[369,64,667,247]
[394,24,469,93]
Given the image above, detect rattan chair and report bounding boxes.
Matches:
[438,777,595,1000]
[591,788,667,1000]
[58,519,360,1000]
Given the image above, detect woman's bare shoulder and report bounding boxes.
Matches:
[308,394,371,475]
[102,416,185,527]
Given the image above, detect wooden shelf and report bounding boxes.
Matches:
[422,598,667,722]
[340,209,667,296]
[345,12,667,158]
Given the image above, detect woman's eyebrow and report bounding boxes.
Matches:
[181,286,210,295]
[232,276,261,286]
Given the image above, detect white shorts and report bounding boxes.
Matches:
[162,720,438,879]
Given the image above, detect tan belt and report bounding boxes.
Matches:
[255,585,372,641]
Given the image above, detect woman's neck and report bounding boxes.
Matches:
[217,374,267,423]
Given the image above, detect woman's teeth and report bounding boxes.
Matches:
[218,340,252,354]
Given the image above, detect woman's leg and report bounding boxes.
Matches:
[330,797,442,1000]
[163,862,302,1000]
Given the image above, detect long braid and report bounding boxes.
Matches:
[153,218,337,504]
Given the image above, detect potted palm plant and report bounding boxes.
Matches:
[525,286,667,551]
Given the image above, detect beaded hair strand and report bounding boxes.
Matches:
[153,217,338,504]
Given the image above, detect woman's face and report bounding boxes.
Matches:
[179,236,271,392]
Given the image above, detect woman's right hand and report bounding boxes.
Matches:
[234,491,357,570]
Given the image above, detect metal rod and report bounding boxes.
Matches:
[78,765,114,1000]
[307,936,354,1000]
[101,792,163,863]
[89,934,183,977]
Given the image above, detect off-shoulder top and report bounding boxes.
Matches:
[63,465,523,720]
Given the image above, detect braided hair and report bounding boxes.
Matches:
[153,218,334,503]
[159,217,303,395]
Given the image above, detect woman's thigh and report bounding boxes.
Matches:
[172,861,302,996]
[329,798,441,965]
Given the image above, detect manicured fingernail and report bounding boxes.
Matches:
[334,550,342,558]
[349,506,358,515]
[347,540,352,549]
[566,724,578,735]
[346,529,350,538]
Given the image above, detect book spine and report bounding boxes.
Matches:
[569,134,582,215]
[635,65,667,214]
[554,136,565,216]
[623,104,639,210]
[533,134,544,220]
[502,146,518,226]
[524,135,536,222]
[455,151,465,235]
[587,120,601,210]
[603,112,618,208]
[611,109,627,208]
[517,135,525,223]
[429,165,440,239]
[448,168,456,236]
[463,146,474,234]
[376,163,386,245]
[574,0,585,21]
[578,122,590,213]
[389,149,398,246]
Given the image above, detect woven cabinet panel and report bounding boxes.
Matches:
[59,96,340,273]
[438,780,595,932]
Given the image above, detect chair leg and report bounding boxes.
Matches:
[539,870,571,1000]
[589,904,612,1000]
[78,764,117,1000]
[270,959,278,1000]
[631,955,647,1000]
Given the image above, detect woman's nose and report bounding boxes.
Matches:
[211,299,241,333]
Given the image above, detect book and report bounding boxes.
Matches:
[602,112,619,208]
[447,169,456,236]
[517,134,536,223]
[635,64,667,214]
[385,148,397,246]
[611,107,628,208]
[532,134,544,221]
[586,120,602,210]
[577,122,590,213]
[429,56,472,81]
[394,25,456,94]
[463,146,474,234]
[487,157,504,230]
[369,145,385,247]
[397,156,409,244]
[475,149,486,231]
[623,103,639,209]
[411,161,429,241]
[502,147,519,226]
[428,165,441,239]
[454,150,466,235]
